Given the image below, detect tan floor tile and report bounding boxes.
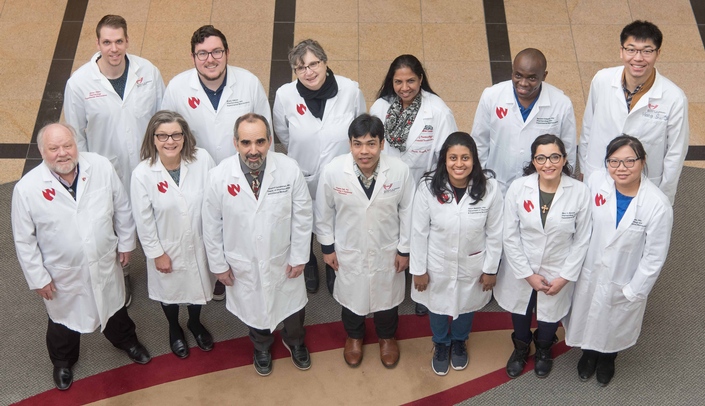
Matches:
[572,24,624,62]
[296,0,358,22]
[359,60,395,103]
[423,24,488,61]
[0,0,65,22]
[359,0,421,23]
[685,161,705,169]
[328,61,359,84]
[147,0,213,22]
[421,0,484,24]
[0,59,50,100]
[149,58,196,85]
[294,23,359,61]
[445,101,477,133]
[629,0,696,25]
[544,62,586,108]
[72,21,148,73]
[215,22,273,61]
[0,20,61,60]
[359,23,423,61]
[425,61,491,103]
[657,62,705,103]
[574,102,585,135]
[84,0,151,22]
[505,0,569,25]
[212,0,275,22]
[566,0,632,25]
[0,99,39,143]
[686,103,705,146]
[508,24,575,63]
[141,21,210,61]
[655,25,705,63]
[235,60,271,93]
[0,159,25,185]
[578,61,616,99]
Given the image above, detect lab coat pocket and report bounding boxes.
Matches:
[337,247,363,275]
[225,252,256,288]
[46,264,84,295]
[608,282,646,343]
[377,241,398,273]
[459,250,485,280]
[161,240,186,273]
[427,245,445,273]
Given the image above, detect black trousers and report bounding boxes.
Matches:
[46,306,138,368]
[511,290,559,343]
[342,306,398,339]
[248,307,306,352]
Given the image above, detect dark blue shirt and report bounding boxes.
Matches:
[513,85,541,122]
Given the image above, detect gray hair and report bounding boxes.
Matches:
[234,113,271,141]
[288,39,328,69]
[36,122,78,153]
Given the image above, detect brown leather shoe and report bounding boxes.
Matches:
[344,337,363,367]
[379,338,400,368]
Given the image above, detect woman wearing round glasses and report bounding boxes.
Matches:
[564,135,673,387]
[273,39,366,295]
[495,134,591,379]
[131,110,216,359]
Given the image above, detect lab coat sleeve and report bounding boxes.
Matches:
[314,167,336,246]
[11,187,53,290]
[355,88,367,115]
[482,185,504,275]
[111,165,136,252]
[559,101,578,172]
[397,167,416,253]
[252,79,273,129]
[161,83,176,111]
[130,170,165,259]
[432,107,458,168]
[623,202,673,301]
[201,169,229,274]
[289,166,313,266]
[63,80,89,152]
[579,78,598,176]
[660,94,689,204]
[470,89,491,167]
[502,182,533,279]
[272,92,290,149]
[409,182,431,276]
[558,185,592,281]
[154,69,165,111]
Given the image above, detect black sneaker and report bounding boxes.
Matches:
[283,342,311,370]
[253,349,272,376]
[432,343,450,376]
[213,281,225,301]
[450,340,469,370]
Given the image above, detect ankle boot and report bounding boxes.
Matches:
[506,333,531,378]
[596,352,618,386]
[533,331,557,378]
[578,349,599,381]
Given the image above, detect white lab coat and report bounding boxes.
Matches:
[370,90,458,183]
[12,153,136,333]
[579,67,689,204]
[162,66,272,164]
[315,154,415,315]
[64,52,165,193]
[494,173,592,322]
[130,148,216,304]
[202,152,312,331]
[564,170,673,352]
[471,81,577,195]
[410,178,503,318]
[273,75,366,199]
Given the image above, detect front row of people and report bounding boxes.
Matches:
[12,112,672,391]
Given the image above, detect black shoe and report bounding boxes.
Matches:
[170,328,190,359]
[596,352,617,387]
[188,322,214,352]
[283,342,311,370]
[415,303,429,316]
[53,366,73,391]
[506,333,530,378]
[253,349,273,376]
[124,273,132,308]
[325,264,336,295]
[213,281,225,301]
[125,342,152,364]
[304,261,319,294]
[533,331,557,378]
[578,350,599,381]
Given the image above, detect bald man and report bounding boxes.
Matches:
[471,48,576,194]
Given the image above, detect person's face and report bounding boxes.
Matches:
[350,134,384,175]
[392,66,422,108]
[41,125,79,175]
[193,36,229,82]
[295,51,327,91]
[445,145,473,187]
[96,26,129,68]
[153,122,184,162]
[511,55,546,103]
[620,36,660,84]
[235,119,270,170]
[532,143,566,183]
[607,145,643,190]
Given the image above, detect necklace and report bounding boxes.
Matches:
[539,190,555,214]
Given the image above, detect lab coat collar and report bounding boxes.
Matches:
[39,154,93,204]
[230,152,277,207]
[89,52,142,101]
[188,65,237,114]
[150,156,189,190]
[610,67,664,112]
[599,171,647,244]
[343,153,390,204]
[521,172,572,233]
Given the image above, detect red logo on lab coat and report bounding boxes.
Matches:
[136,77,143,85]
[496,107,508,119]
[42,188,56,201]
[188,97,201,109]
[227,184,241,197]
[296,104,307,115]
[523,200,534,212]
[648,103,658,110]
[157,181,168,194]
[437,193,451,204]
[595,193,606,206]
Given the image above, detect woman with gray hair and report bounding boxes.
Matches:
[130,110,216,359]
[273,39,366,295]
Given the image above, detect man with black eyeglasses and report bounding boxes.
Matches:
[579,20,688,205]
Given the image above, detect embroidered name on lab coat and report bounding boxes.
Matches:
[468,206,488,215]
[334,187,352,195]
[267,184,291,196]
[535,117,559,125]
[631,218,646,228]
[226,99,252,108]
[561,211,576,219]
[85,91,107,100]
[382,182,401,194]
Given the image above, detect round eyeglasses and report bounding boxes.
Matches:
[533,153,563,164]
[154,133,184,142]
[194,49,225,61]
[294,60,322,74]
[606,157,640,168]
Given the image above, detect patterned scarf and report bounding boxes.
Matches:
[384,93,422,152]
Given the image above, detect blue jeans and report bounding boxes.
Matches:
[429,311,475,345]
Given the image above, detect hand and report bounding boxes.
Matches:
[35,281,57,300]
[414,273,429,292]
[525,274,549,293]
[119,252,131,267]
[394,254,409,273]
[215,268,235,286]
[546,277,569,296]
[480,274,496,291]
[287,264,304,279]
[323,252,339,271]
[154,253,172,273]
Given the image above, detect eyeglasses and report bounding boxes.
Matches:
[621,47,658,57]
[606,157,640,168]
[533,154,563,164]
[294,60,322,74]
[194,49,225,61]
[154,133,184,142]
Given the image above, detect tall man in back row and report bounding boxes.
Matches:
[579,20,688,204]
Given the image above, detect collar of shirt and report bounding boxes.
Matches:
[622,68,656,112]
[513,85,542,122]
[239,156,266,180]
[353,160,379,189]
[199,75,227,110]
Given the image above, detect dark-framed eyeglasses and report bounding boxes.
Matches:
[294,60,322,74]
[194,49,225,61]
[533,153,563,164]
[606,157,640,168]
[154,132,184,142]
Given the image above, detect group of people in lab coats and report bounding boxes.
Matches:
[11,14,687,392]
